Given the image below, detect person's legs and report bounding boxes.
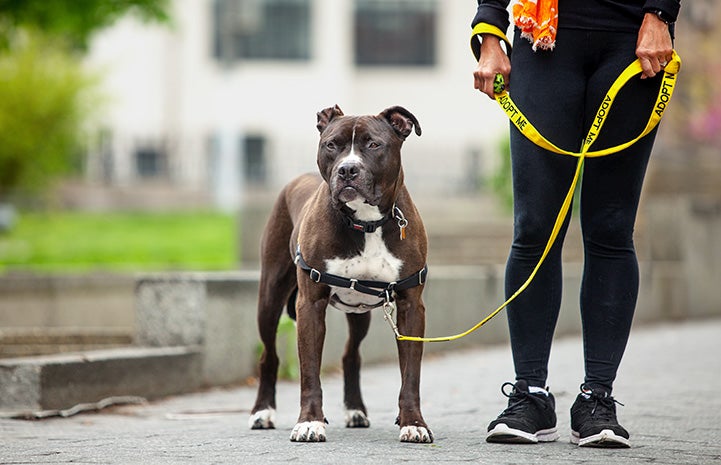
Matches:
[571,30,665,448]
[505,27,589,389]
[487,28,589,443]
[579,31,663,394]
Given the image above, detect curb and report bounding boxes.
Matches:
[0,346,202,416]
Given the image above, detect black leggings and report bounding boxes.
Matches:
[505,28,665,393]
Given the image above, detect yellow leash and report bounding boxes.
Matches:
[391,50,682,343]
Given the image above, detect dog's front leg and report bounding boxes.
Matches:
[394,289,433,443]
[290,287,329,442]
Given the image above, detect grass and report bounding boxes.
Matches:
[0,211,237,273]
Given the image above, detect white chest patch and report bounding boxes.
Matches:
[325,225,403,314]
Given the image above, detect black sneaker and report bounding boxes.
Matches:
[486,380,560,443]
[570,384,631,448]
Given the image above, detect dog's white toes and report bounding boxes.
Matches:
[345,409,370,428]
[290,421,327,442]
[399,425,434,443]
[248,408,275,430]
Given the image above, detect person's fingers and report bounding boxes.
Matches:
[473,70,496,99]
[639,56,658,79]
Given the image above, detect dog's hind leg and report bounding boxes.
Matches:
[343,312,371,428]
[249,260,297,430]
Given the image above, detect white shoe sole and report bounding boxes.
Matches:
[571,429,631,448]
[487,423,559,444]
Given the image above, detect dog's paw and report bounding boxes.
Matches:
[248,408,275,430]
[290,421,327,442]
[399,425,434,443]
[345,409,370,428]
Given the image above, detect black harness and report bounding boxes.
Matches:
[294,245,428,301]
[293,205,428,303]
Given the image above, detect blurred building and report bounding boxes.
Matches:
[78,0,506,211]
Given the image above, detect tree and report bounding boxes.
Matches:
[0,32,92,202]
[0,0,170,206]
[0,0,170,50]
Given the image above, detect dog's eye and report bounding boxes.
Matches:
[325,140,338,151]
[367,141,381,150]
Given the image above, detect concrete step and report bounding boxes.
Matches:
[0,328,133,357]
[426,219,586,264]
[0,346,202,416]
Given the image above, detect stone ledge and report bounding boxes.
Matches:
[0,346,202,415]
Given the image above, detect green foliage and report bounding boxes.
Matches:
[278,315,299,380]
[487,136,583,214]
[0,0,171,203]
[0,0,170,50]
[0,211,237,272]
[489,136,513,212]
[255,315,299,381]
[0,32,94,201]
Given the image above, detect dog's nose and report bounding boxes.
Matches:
[337,162,360,181]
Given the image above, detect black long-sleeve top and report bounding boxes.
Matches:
[471,0,680,35]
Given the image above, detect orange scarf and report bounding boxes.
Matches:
[512,0,558,51]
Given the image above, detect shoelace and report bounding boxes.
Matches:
[498,382,548,417]
[581,384,624,421]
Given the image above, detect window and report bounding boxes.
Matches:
[243,134,267,185]
[213,0,311,62]
[354,0,437,67]
[135,146,167,178]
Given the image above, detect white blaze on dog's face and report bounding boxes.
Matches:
[333,134,374,212]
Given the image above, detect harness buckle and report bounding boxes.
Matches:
[349,278,358,290]
[309,268,322,283]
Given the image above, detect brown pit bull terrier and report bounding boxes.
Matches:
[248,105,432,443]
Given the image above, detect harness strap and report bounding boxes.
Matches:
[294,245,427,299]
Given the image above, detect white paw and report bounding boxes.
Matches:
[345,409,370,428]
[399,425,434,443]
[248,408,275,429]
[290,421,327,442]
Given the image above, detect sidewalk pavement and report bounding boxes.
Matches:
[2,318,720,465]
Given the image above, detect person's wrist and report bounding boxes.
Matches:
[479,34,501,50]
[480,34,502,43]
[645,9,673,25]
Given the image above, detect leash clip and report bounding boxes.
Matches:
[381,291,400,339]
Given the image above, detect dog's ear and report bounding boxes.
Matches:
[316,105,344,133]
[379,106,422,140]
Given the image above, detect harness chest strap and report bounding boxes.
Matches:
[294,245,427,299]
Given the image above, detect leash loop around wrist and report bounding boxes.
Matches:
[395,51,681,343]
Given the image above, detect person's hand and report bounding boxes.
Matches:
[636,12,674,79]
[473,35,511,99]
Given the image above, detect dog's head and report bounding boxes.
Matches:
[315,105,421,215]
